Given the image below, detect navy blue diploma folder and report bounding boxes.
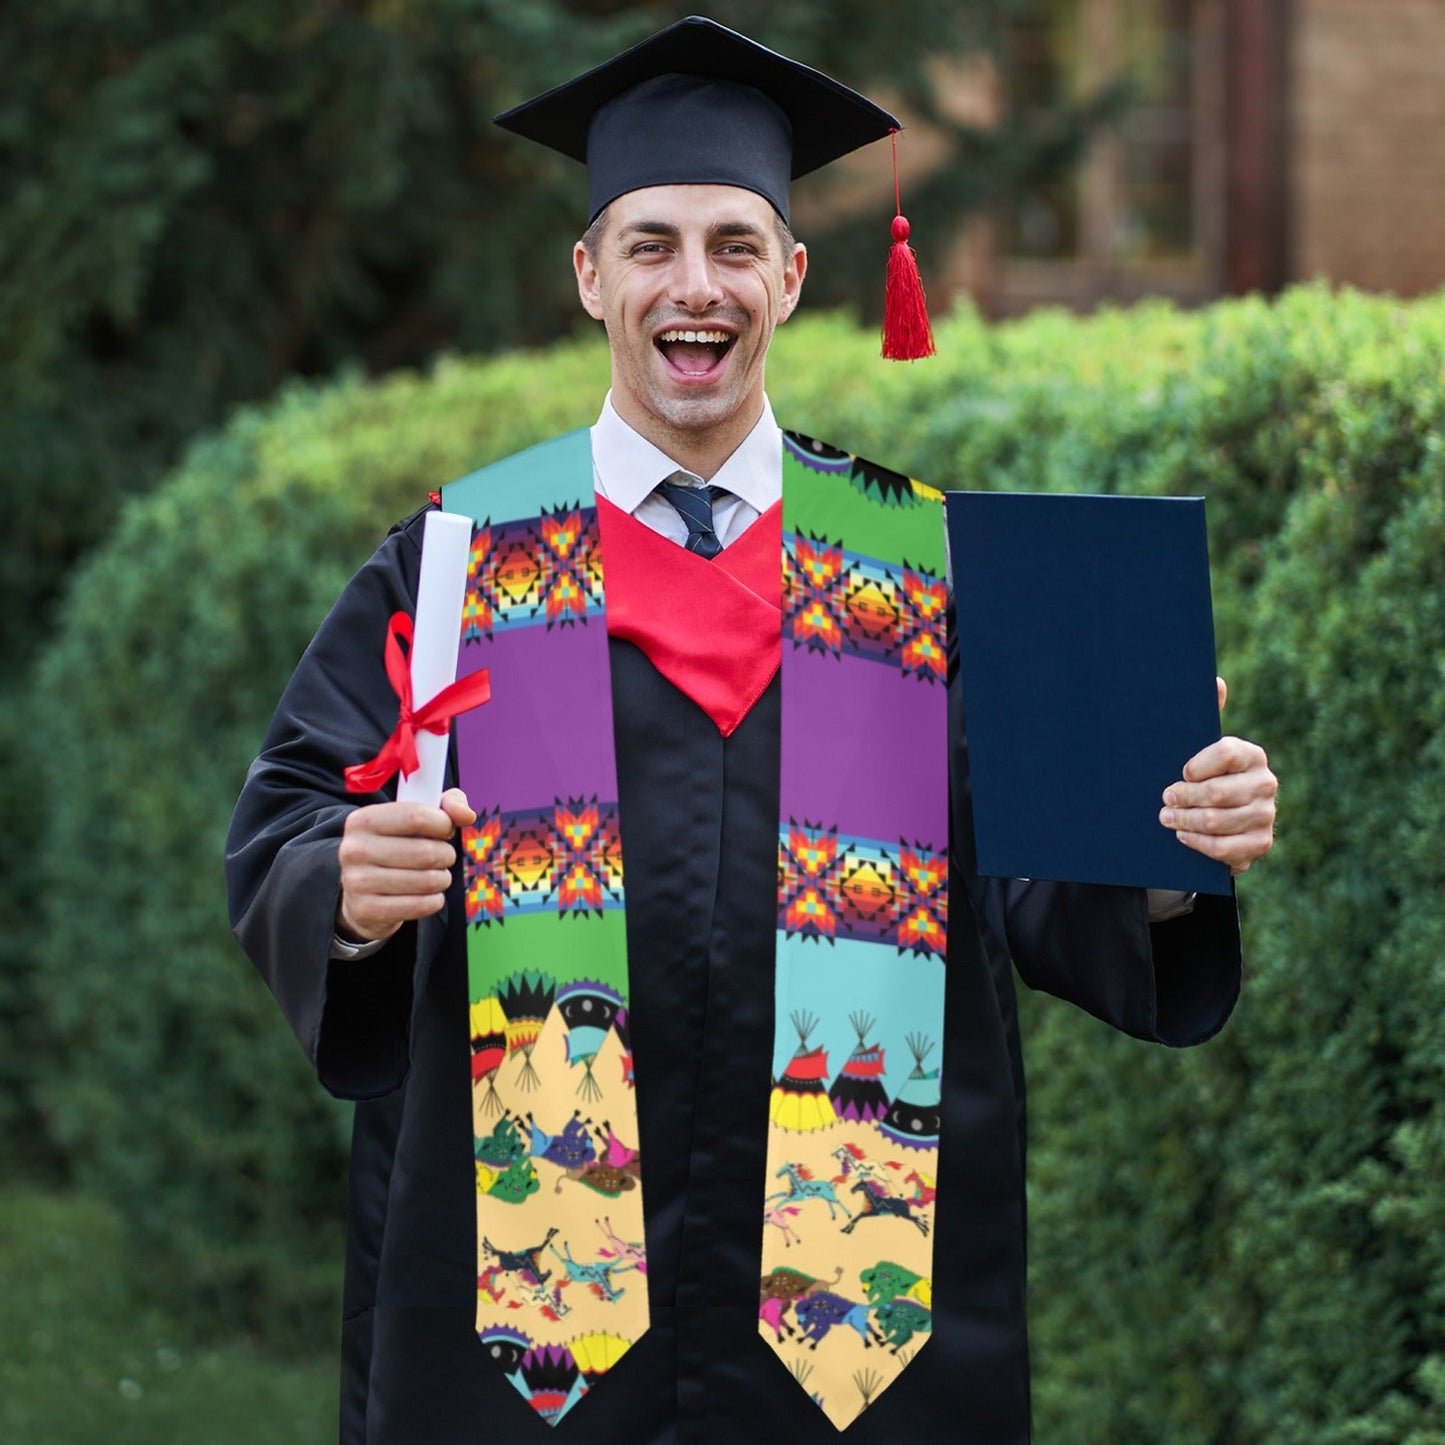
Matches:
[946,491,1231,896]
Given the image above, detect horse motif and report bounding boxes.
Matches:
[839,1181,930,1236]
[767,1162,853,1221]
[482,1226,559,1283]
[830,1142,893,1190]
[903,1167,937,1207]
[549,1239,638,1303]
[514,1276,572,1322]
[595,1215,646,1274]
[763,1201,804,1248]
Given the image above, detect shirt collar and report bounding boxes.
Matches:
[591,393,782,514]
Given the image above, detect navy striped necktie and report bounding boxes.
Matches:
[656,475,728,559]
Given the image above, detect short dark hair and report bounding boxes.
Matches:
[580,206,610,264]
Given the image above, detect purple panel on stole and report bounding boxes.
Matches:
[454,622,616,811]
[780,646,946,846]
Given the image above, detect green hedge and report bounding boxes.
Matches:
[1015,293,1445,1444]
[29,286,1445,1443]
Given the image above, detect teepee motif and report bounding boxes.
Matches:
[556,979,624,1104]
[770,1012,838,1133]
[470,996,509,1116]
[497,970,557,1093]
[828,1012,891,1123]
[877,1033,942,1151]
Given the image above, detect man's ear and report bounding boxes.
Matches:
[778,243,807,323]
[575,241,605,321]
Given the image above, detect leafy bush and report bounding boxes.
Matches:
[1017,290,1445,1443]
[30,286,1445,1445]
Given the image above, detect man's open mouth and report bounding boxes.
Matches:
[655,328,733,376]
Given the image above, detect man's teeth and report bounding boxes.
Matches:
[657,329,730,344]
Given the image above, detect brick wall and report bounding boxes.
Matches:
[1292,0,1445,296]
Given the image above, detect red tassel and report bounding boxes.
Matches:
[882,214,935,360]
[881,131,934,360]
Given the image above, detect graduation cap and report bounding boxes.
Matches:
[495,15,935,359]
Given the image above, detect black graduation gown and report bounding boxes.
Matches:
[226,505,1241,1445]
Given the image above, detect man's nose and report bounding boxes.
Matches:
[672,245,723,312]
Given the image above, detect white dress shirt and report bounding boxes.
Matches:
[591,392,780,545]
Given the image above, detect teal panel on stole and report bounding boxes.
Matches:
[772,936,945,1086]
[442,428,594,518]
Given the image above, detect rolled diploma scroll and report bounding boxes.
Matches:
[396,510,474,805]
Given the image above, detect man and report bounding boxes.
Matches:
[226,17,1277,1445]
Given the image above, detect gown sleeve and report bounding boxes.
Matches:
[224,508,439,1099]
[946,608,1242,1049]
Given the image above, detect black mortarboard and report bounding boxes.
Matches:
[493,15,902,225]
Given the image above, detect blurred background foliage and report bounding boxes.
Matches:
[5,1,1444,1441]
[0,0,1086,678]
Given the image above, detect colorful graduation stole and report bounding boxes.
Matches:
[440,429,947,1431]
[767,439,948,1428]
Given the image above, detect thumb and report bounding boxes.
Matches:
[440,787,477,829]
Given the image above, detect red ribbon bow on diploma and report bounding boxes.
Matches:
[344,611,492,794]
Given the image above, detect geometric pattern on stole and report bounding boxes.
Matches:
[443,430,647,1427]
[764,433,948,1431]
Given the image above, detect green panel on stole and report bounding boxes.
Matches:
[465,911,630,1007]
[782,449,947,574]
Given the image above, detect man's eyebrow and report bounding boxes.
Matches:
[707,220,769,244]
[615,219,771,244]
[616,220,683,242]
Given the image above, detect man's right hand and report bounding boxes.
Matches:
[336,787,477,943]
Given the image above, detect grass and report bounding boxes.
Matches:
[0,1187,336,1444]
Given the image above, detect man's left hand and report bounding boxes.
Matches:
[1159,677,1278,874]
